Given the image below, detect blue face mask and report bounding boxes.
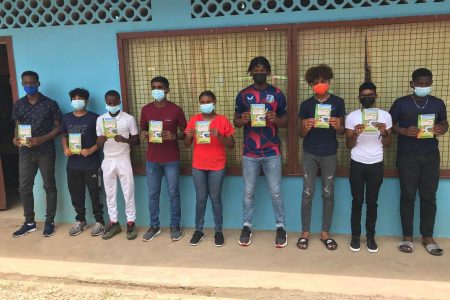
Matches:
[151,89,165,102]
[414,86,432,97]
[200,103,215,114]
[106,104,121,114]
[71,99,86,111]
[24,86,38,95]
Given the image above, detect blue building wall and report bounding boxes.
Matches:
[2,0,450,236]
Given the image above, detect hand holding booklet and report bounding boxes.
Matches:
[196,120,211,144]
[149,120,163,143]
[69,133,82,154]
[251,104,267,127]
[362,108,379,133]
[18,124,32,146]
[314,104,331,128]
[103,118,117,139]
[417,114,435,139]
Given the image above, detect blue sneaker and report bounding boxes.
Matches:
[43,222,55,237]
[12,222,37,238]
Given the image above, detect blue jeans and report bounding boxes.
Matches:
[146,161,181,228]
[242,155,285,228]
[192,167,225,232]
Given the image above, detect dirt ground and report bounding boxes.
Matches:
[0,273,419,300]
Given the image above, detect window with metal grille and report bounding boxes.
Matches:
[118,27,290,175]
[295,20,450,176]
[118,17,450,177]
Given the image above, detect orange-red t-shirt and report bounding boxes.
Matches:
[185,114,234,171]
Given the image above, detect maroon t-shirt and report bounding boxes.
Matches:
[140,101,187,163]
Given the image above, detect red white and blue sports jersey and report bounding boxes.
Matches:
[235,84,287,158]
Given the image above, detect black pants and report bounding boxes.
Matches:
[397,152,440,238]
[19,152,57,224]
[349,160,383,238]
[67,168,104,224]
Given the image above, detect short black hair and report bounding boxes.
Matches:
[199,90,216,100]
[21,70,39,82]
[412,68,433,81]
[151,76,170,89]
[105,90,120,99]
[304,64,334,84]
[69,88,89,100]
[247,56,271,74]
[359,82,377,93]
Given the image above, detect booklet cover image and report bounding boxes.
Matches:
[69,133,82,154]
[314,104,331,128]
[103,118,118,138]
[251,104,266,127]
[417,114,435,139]
[18,124,32,146]
[362,108,379,133]
[196,120,211,144]
[149,120,163,143]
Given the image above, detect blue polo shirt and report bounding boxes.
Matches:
[12,93,62,155]
[389,95,447,155]
[298,94,346,156]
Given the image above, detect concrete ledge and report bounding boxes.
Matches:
[1,257,449,299]
[1,218,450,299]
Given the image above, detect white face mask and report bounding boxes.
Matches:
[71,99,86,111]
[151,89,165,102]
[414,86,432,97]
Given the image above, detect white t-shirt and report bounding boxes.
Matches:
[345,108,392,164]
[96,111,139,159]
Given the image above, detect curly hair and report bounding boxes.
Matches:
[304,64,334,84]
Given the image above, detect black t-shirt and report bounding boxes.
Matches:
[298,94,346,156]
[389,95,447,155]
[61,111,100,171]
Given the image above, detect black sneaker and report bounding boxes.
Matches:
[43,222,55,237]
[274,227,287,248]
[142,226,161,242]
[349,236,361,252]
[238,226,252,246]
[214,232,224,247]
[367,237,378,253]
[189,230,204,246]
[12,222,37,238]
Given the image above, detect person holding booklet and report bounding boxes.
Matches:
[61,88,105,237]
[185,91,234,246]
[139,76,187,242]
[12,71,62,238]
[390,68,448,256]
[345,82,392,253]
[234,56,288,248]
[297,64,345,251]
[96,90,139,240]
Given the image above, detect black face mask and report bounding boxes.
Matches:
[252,73,267,85]
[359,97,376,108]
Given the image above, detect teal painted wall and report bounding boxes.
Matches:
[2,0,450,236]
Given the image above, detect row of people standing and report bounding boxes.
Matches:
[10,57,448,256]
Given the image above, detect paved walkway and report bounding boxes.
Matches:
[1,217,449,299]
